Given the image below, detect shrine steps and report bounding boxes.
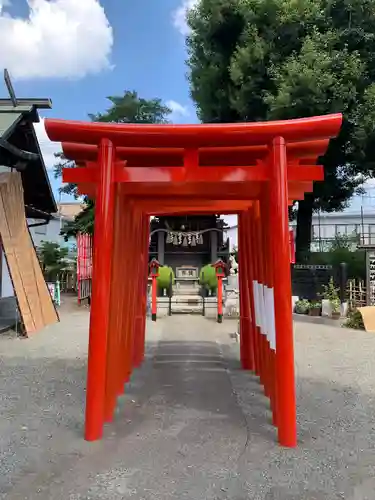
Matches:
[156,296,218,317]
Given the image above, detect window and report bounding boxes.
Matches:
[335,224,347,235]
[320,224,335,239]
[369,225,375,244]
[334,224,358,236]
[345,225,358,236]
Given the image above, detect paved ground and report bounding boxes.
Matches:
[1,303,375,499]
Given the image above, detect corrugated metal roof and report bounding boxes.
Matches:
[0,98,51,110]
[0,112,23,140]
[0,106,57,214]
[0,105,39,135]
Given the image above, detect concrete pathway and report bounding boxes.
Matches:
[1,307,375,499]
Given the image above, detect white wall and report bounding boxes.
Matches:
[223,215,238,249]
[224,226,238,249]
[290,212,375,244]
[28,217,65,248]
[1,253,13,297]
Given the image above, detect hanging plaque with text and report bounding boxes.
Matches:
[367,250,375,305]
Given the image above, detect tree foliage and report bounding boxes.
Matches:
[38,241,69,279]
[186,0,375,259]
[54,91,172,239]
[308,232,366,279]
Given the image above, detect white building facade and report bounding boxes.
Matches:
[222,210,375,253]
[290,211,375,251]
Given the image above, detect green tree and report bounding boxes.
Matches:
[186,0,375,260]
[54,91,172,238]
[38,241,69,280]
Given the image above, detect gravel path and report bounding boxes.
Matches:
[1,307,375,499]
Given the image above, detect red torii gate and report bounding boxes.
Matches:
[45,113,342,448]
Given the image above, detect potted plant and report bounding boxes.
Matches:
[321,278,341,319]
[308,300,321,316]
[294,298,310,314]
[331,298,341,319]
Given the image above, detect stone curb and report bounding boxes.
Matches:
[293,313,344,328]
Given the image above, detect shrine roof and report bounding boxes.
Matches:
[0,109,27,140]
[0,99,56,217]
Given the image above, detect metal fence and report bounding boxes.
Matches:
[310,232,375,252]
[291,264,335,300]
[57,270,77,293]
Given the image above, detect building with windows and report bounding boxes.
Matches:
[217,210,375,253]
[29,214,68,248]
[29,201,84,250]
[290,210,375,251]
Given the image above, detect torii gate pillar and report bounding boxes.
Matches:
[271,137,297,447]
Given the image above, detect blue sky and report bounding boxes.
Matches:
[0,0,373,220]
[0,0,197,120]
[0,0,198,198]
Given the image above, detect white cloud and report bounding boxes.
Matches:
[0,0,113,79]
[172,0,198,36]
[166,100,190,122]
[33,118,62,171]
[34,100,189,171]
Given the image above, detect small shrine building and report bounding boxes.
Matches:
[149,215,230,279]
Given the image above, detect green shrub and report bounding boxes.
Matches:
[321,277,340,302]
[295,299,310,314]
[199,264,218,291]
[343,309,365,330]
[309,300,321,310]
[157,266,175,290]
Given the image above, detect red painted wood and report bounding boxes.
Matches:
[41,112,343,447]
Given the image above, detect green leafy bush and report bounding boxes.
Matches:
[157,266,175,290]
[308,300,321,310]
[321,277,340,302]
[295,299,310,314]
[38,241,69,280]
[199,264,218,291]
[320,277,341,314]
[343,309,365,330]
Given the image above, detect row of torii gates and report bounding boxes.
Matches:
[45,113,342,447]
